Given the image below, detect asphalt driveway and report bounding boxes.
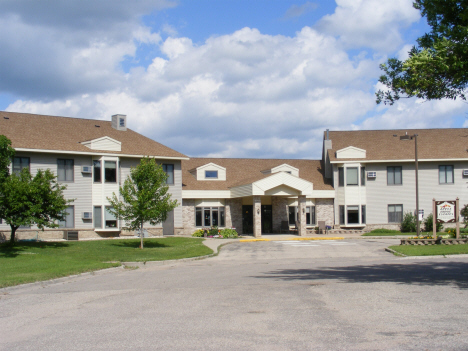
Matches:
[1,239,468,350]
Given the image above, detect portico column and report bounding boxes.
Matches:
[298,195,307,236]
[253,196,262,237]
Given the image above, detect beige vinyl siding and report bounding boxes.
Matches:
[365,161,468,225]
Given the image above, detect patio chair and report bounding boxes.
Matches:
[318,221,327,235]
[280,221,290,234]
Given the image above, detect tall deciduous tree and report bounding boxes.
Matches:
[107,158,178,249]
[0,135,15,181]
[376,0,468,105]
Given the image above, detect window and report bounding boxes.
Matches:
[59,206,74,228]
[388,204,403,223]
[205,170,218,179]
[289,206,315,226]
[306,206,316,225]
[104,161,116,183]
[119,118,125,127]
[347,205,359,224]
[94,206,102,228]
[57,159,74,182]
[195,207,225,227]
[289,206,296,225]
[93,160,101,183]
[339,205,345,225]
[439,165,454,184]
[338,167,344,187]
[162,164,174,184]
[387,166,402,185]
[12,157,30,175]
[362,205,366,224]
[105,206,117,228]
[361,167,365,186]
[347,168,358,186]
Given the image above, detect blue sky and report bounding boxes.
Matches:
[0,0,466,159]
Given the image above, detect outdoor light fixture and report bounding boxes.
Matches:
[302,208,305,214]
[257,208,260,215]
[400,133,420,237]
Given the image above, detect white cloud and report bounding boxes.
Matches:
[4,2,466,160]
[317,0,420,52]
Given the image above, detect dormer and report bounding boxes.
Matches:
[261,163,299,177]
[336,146,366,159]
[81,136,122,152]
[193,163,226,181]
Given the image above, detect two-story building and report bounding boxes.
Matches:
[1,111,467,240]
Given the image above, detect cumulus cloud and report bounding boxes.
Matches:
[4,1,466,160]
[0,0,173,99]
[317,0,420,52]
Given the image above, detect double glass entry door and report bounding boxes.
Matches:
[242,205,273,234]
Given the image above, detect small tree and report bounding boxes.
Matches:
[107,158,178,249]
[0,168,70,243]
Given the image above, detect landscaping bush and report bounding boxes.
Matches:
[400,212,417,232]
[209,226,219,236]
[192,229,205,237]
[461,204,468,228]
[423,214,443,232]
[219,228,238,238]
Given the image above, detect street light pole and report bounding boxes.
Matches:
[400,134,420,237]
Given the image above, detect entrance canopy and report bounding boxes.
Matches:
[230,171,313,198]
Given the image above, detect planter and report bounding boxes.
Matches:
[400,239,438,245]
[400,238,468,245]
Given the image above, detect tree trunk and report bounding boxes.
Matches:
[10,226,17,244]
[140,222,144,249]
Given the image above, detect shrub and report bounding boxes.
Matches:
[461,204,468,228]
[423,214,443,232]
[192,229,205,237]
[209,226,219,236]
[219,228,238,238]
[370,228,400,234]
[400,212,417,232]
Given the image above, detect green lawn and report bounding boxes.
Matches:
[389,243,468,256]
[0,238,213,288]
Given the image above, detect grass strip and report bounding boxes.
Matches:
[389,243,468,256]
[0,238,212,288]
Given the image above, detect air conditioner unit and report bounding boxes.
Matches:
[367,171,377,178]
[463,169,468,177]
[82,166,92,173]
[82,212,92,219]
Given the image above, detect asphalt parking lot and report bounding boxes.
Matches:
[1,238,468,351]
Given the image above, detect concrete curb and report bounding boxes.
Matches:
[239,237,345,242]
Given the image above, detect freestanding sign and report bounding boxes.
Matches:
[432,198,460,239]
